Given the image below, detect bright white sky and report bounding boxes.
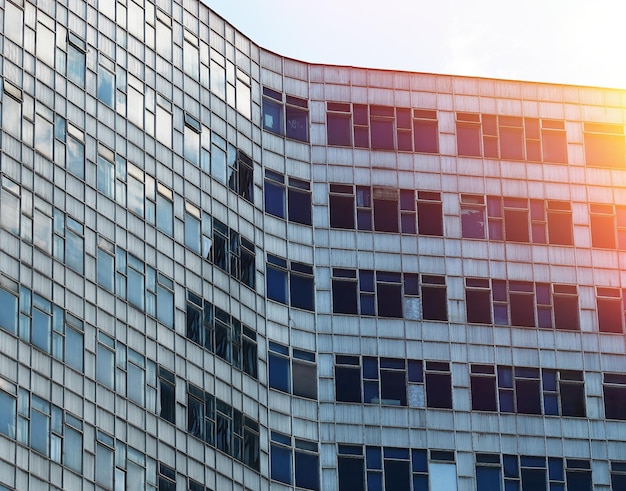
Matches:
[207,0,626,90]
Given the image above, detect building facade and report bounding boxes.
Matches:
[1,0,626,490]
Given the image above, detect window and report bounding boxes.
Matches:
[0,385,16,439]
[262,88,309,142]
[334,356,362,403]
[509,281,535,327]
[475,454,502,491]
[183,33,200,79]
[590,204,616,249]
[465,279,492,324]
[337,445,365,491]
[54,211,84,275]
[471,365,498,411]
[611,461,626,490]
[286,95,309,142]
[370,105,395,150]
[372,187,399,232]
[228,150,254,203]
[329,184,355,229]
[547,200,573,245]
[331,269,435,320]
[584,122,625,168]
[266,255,314,311]
[335,355,444,409]
[338,445,434,491]
[553,285,580,330]
[186,384,259,470]
[541,119,568,163]
[461,194,486,238]
[421,275,448,321]
[326,103,352,146]
[184,113,201,166]
[2,82,22,140]
[264,170,313,225]
[263,87,283,135]
[269,342,317,399]
[0,284,18,336]
[155,184,173,236]
[158,464,176,491]
[542,369,586,417]
[413,109,439,153]
[456,113,482,156]
[209,218,256,289]
[417,191,443,236]
[596,287,623,333]
[158,368,176,424]
[498,367,541,414]
[67,32,86,87]
[98,56,116,107]
[184,203,202,254]
[185,292,258,378]
[66,124,85,180]
[604,373,626,419]
[271,434,320,490]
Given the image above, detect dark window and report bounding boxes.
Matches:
[413,110,438,153]
[547,200,573,245]
[597,288,623,333]
[425,361,452,409]
[285,95,309,142]
[584,122,626,168]
[288,177,312,225]
[264,170,286,218]
[159,368,176,424]
[509,281,535,327]
[372,187,399,233]
[353,104,369,148]
[158,464,176,491]
[327,103,352,146]
[487,196,504,240]
[466,279,492,324]
[269,342,290,393]
[421,275,447,321]
[369,105,395,150]
[376,272,402,318]
[417,191,443,236]
[266,255,288,305]
[611,461,626,490]
[271,433,292,485]
[329,184,355,229]
[553,285,579,330]
[396,107,412,151]
[332,269,358,314]
[554,370,585,417]
[565,460,592,491]
[590,204,616,249]
[356,186,372,230]
[187,384,207,441]
[400,189,417,234]
[290,261,315,311]
[482,115,499,158]
[471,365,497,411]
[476,456,502,491]
[295,440,320,490]
[514,367,541,415]
[604,373,626,419]
[335,356,362,403]
[456,113,482,156]
[461,194,486,239]
[228,150,253,203]
[338,446,365,491]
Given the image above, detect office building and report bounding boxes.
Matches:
[1,0,626,489]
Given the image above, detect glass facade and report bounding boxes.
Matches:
[1,1,626,490]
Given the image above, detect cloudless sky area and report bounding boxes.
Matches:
[207,0,626,89]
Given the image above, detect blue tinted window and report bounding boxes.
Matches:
[269,352,290,393]
[338,457,364,491]
[271,444,291,484]
[477,466,502,491]
[0,391,15,437]
[295,451,319,490]
[265,180,285,218]
[267,265,287,304]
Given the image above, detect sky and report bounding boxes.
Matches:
[207,0,626,90]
